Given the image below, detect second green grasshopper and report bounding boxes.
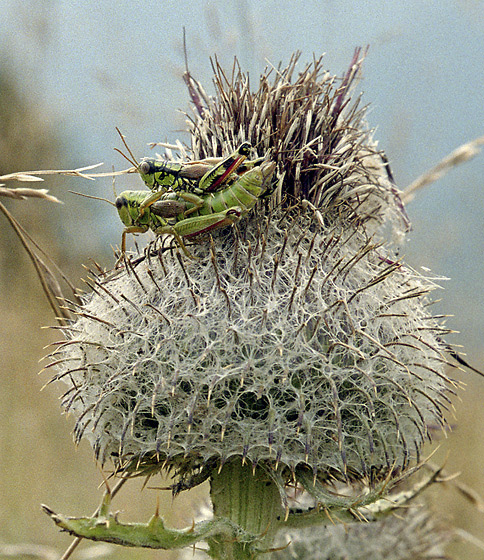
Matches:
[136,142,265,217]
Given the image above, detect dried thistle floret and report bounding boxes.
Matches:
[183,50,410,235]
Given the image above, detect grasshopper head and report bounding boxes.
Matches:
[237,141,252,158]
[138,158,183,192]
[115,191,145,227]
[138,159,158,190]
[115,193,133,227]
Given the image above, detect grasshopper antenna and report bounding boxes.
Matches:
[114,127,139,168]
[69,191,116,207]
[70,166,119,206]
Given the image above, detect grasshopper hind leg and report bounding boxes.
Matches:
[197,142,252,193]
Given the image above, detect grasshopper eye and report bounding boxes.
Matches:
[115,196,128,210]
[238,142,251,157]
[139,161,152,175]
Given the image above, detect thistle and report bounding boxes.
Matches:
[43,49,458,558]
[271,509,451,560]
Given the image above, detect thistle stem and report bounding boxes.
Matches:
[207,461,285,560]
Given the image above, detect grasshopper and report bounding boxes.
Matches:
[116,160,276,258]
[136,142,265,218]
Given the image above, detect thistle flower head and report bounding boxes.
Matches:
[183,49,410,236]
[49,51,455,492]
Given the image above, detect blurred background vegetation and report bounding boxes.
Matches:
[1,1,483,558]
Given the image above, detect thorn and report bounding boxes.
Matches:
[287,285,297,313]
[188,517,196,533]
[303,265,317,296]
[41,504,56,517]
[154,494,160,518]
[125,257,147,292]
[146,268,161,290]
[271,254,280,291]
[448,346,484,377]
[305,230,318,263]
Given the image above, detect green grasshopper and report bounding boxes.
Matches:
[136,142,265,218]
[116,160,276,258]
